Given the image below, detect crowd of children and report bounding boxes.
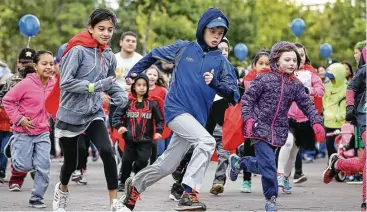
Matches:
[0,6,365,212]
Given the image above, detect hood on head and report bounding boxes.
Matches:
[269,41,300,77]
[131,73,149,99]
[270,41,300,68]
[196,8,229,50]
[326,63,346,87]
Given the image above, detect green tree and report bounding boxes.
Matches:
[0,0,104,69]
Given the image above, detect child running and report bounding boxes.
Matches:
[145,65,167,164]
[206,37,233,195]
[276,42,324,194]
[2,48,37,191]
[121,7,240,211]
[113,73,164,191]
[239,49,270,193]
[51,8,128,212]
[3,50,56,208]
[228,41,324,211]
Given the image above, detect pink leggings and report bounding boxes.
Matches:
[336,131,366,202]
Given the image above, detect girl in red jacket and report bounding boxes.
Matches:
[145,65,167,164]
[146,65,167,100]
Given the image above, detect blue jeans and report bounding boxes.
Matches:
[11,132,51,201]
[239,140,278,199]
[0,131,11,170]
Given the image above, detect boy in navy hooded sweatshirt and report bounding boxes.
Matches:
[121,8,239,211]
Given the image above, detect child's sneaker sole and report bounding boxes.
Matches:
[29,203,47,208]
[9,186,21,192]
[240,188,251,193]
[175,204,206,211]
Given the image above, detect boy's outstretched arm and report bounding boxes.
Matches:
[126,40,188,78]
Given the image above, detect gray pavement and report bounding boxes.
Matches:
[0,157,363,211]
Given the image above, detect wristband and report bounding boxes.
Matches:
[88,83,95,93]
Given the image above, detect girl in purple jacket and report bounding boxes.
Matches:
[228,41,325,212]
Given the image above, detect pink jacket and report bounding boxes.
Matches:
[3,73,55,135]
[288,65,325,122]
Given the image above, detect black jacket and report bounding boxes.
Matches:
[348,65,366,114]
[112,99,164,142]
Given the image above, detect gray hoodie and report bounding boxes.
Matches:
[57,45,127,126]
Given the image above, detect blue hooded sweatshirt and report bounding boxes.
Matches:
[127,8,240,126]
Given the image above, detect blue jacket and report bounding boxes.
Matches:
[127,8,240,126]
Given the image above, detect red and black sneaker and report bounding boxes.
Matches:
[123,177,140,211]
[175,190,206,211]
[322,153,340,184]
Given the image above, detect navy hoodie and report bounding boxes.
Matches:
[127,8,240,126]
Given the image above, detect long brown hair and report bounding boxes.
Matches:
[145,65,167,88]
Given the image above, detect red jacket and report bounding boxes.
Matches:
[0,106,11,132]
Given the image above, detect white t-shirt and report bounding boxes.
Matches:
[114,52,143,89]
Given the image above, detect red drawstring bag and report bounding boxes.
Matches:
[222,101,244,151]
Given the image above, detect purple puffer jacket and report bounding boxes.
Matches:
[241,66,322,147]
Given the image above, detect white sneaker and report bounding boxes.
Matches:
[277,175,284,187]
[111,198,130,212]
[71,170,82,181]
[52,182,69,212]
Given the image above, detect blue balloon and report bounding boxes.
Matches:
[18,14,40,37]
[234,43,248,61]
[320,43,333,59]
[290,18,306,37]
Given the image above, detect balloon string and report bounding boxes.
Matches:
[27,37,31,48]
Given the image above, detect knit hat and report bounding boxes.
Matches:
[18,48,36,63]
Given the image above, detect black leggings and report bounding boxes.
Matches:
[60,120,118,190]
[76,134,91,171]
[49,118,56,157]
[325,127,339,159]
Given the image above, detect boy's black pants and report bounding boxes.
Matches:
[120,140,152,184]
